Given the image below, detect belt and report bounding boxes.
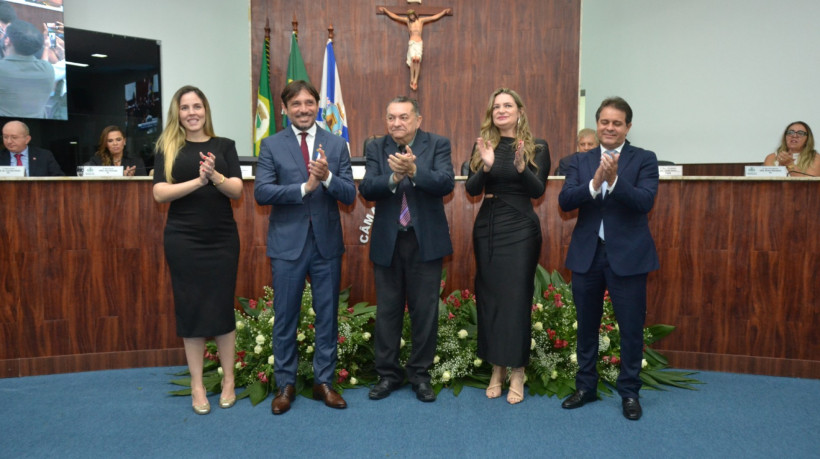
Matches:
[398,225,414,232]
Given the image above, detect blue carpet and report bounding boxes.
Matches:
[0,367,818,458]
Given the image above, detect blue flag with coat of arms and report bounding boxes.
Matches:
[316,38,349,148]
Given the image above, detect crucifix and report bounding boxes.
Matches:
[378,3,453,91]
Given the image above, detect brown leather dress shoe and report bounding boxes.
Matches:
[312,383,347,409]
[271,384,295,415]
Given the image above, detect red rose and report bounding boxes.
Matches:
[347,307,354,314]
[249,299,258,309]
[258,371,268,383]
[448,312,455,320]
[338,336,346,344]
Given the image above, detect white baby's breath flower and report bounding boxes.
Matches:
[473,358,483,367]
[297,333,306,342]
[533,321,543,331]
[255,334,265,345]
[433,355,440,364]
[442,371,451,382]
[268,355,274,365]
[254,344,263,354]
[457,329,468,339]
[350,377,358,385]
[362,332,371,340]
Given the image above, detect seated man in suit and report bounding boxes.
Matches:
[254,80,355,415]
[554,128,599,176]
[558,97,659,421]
[0,20,56,118]
[2,120,64,176]
[359,96,454,403]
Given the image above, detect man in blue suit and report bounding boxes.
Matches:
[359,96,454,403]
[254,80,355,415]
[558,97,659,420]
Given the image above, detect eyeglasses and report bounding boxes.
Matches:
[786,130,808,137]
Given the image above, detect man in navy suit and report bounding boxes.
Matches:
[2,120,63,176]
[359,96,454,403]
[558,97,659,420]
[254,80,355,415]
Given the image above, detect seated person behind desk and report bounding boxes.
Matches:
[763,121,819,177]
[554,128,599,176]
[2,120,63,176]
[84,125,146,176]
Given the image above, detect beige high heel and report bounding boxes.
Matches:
[191,385,210,415]
[507,368,525,405]
[485,365,507,399]
[219,380,236,409]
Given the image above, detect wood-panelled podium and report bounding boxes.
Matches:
[1,177,818,378]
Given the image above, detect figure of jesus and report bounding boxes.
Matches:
[380,7,451,91]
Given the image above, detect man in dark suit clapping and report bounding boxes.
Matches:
[359,96,454,403]
[2,120,63,176]
[558,97,659,420]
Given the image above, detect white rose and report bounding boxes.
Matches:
[235,362,242,369]
[442,371,451,382]
[531,338,536,350]
[254,344,263,354]
[217,366,224,376]
[306,345,314,353]
[236,320,245,330]
[400,338,406,348]
[309,308,316,316]
[350,377,358,385]
[269,316,275,325]
[641,359,648,369]
[433,355,440,364]
[550,370,558,380]
[297,333,306,342]
[573,321,578,330]
[255,334,265,345]
[615,323,620,332]
[268,355,274,365]
[458,329,468,339]
[533,321,543,331]
[602,336,611,347]
[570,353,577,363]
[473,358,483,367]
[362,332,371,340]
[536,303,544,311]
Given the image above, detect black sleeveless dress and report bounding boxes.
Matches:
[465,137,550,367]
[153,137,242,337]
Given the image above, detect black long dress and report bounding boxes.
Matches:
[153,137,242,338]
[465,137,550,367]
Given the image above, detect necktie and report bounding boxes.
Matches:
[399,192,411,227]
[299,132,310,171]
[14,153,22,166]
[598,150,615,241]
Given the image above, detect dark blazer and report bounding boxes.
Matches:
[358,130,454,267]
[85,154,147,176]
[4,147,64,176]
[254,126,355,261]
[553,152,580,176]
[558,142,659,276]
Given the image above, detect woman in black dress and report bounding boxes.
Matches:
[153,86,243,414]
[85,125,146,176]
[465,88,550,404]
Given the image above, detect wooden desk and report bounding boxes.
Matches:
[1,177,818,378]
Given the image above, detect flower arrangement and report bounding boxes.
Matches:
[171,266,699,404]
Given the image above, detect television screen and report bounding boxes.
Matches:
[0,0,66,120]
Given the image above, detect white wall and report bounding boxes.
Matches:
[581,0,820,164]
[64,0,253,156]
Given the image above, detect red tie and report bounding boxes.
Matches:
[299,132,310,171]
[14,153,22,166]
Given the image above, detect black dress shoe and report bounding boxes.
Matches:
[622,397,642,420]
[412,381,436,402]
[561,389,598,409]
[369,378,401,400]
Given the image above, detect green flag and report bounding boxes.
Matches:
[254,28,273,156]
[283,31,309,128]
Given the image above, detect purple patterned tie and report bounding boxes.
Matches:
[399,192,411,227]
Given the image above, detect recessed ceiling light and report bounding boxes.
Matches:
[91,53,107,58]
[65,61,89,67]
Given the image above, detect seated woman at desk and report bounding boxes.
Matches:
[85,125,146,176]
[763,121,819,177]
